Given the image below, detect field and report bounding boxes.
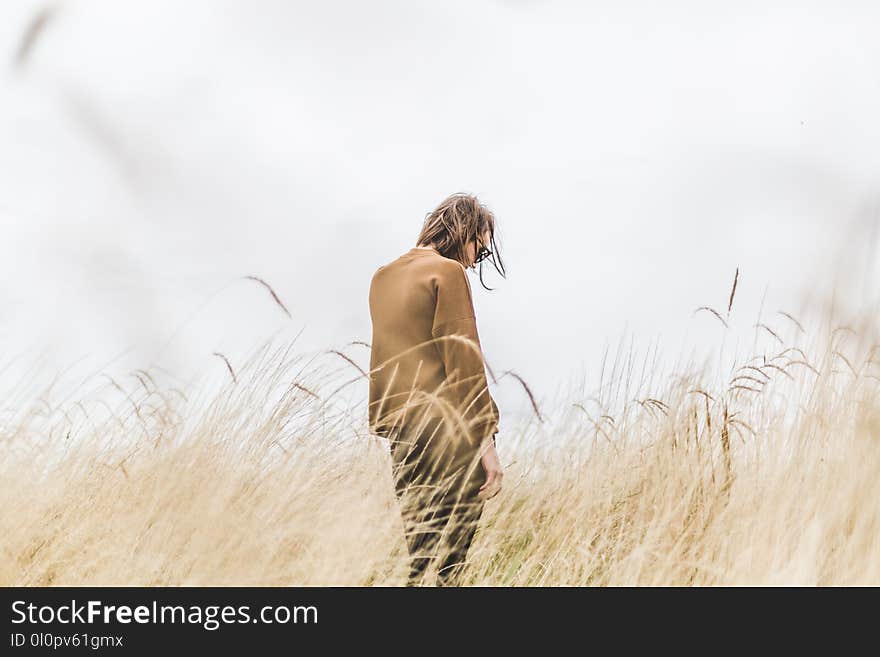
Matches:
[2,281,879,586]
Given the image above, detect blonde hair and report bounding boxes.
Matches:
[416,192,506,290]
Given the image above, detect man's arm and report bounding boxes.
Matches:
[431,262,500,443]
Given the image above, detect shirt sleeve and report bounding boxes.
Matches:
[431,262,500,443]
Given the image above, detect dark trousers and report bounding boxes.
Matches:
[388,417,486,586]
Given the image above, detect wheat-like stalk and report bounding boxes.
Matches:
[242,275,292,319]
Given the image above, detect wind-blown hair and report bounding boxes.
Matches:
[415,192,506,291]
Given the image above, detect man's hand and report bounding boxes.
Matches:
[477,438,503,500]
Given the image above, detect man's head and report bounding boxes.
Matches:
[416,193,506,288]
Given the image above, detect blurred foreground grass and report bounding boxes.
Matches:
[2,299,879,586]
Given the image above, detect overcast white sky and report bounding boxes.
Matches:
[1,0,879,429]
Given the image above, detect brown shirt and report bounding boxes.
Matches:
[368,246,500,442]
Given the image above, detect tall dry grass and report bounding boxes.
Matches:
[2,283,879,586]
